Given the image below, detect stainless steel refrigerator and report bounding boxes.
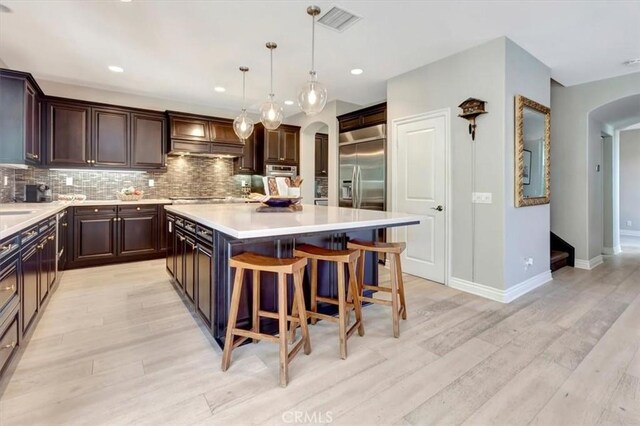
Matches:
[339,124,386,211]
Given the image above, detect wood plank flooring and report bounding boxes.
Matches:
[1,242,639,425]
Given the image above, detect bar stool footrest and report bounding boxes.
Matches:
[232,328,279,343]
[360,295,393,306]
[306,311,339,323]
[363,284,392,293]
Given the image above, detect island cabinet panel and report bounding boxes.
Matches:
[174,229,186,290]
[166,214,175,277]
[47,101,91,165]
[0,255,19,315]
[196,243,213,327]
[37,234,52,305]
[0,311,19,377]
[131,113,166,169]
[21,245,39,334]
[184,237,196,303]
[92,108,129,168]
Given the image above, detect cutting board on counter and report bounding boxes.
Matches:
[255,204,303,213]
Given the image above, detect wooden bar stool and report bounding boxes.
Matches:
[221,252,311,387]
[347,240,407,338]
[291,244,364,359]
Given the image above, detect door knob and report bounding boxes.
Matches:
[431,205,444,212]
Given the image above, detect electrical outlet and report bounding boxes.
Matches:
[627,220,633,227]
[524,257,534,271]
[472,192,492,204]
[65,177,73,186]
[3,176,7,186]
[149,179,155,187]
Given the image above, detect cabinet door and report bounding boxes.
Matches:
[21,245,39,334]
[210,121,242,145]
[315,133,328,176]
[118,213,158,256]
[175,230,185,289]
[166,215,175,277]
[93,108,129,167]
[0,256,19,313]
[184,238,196,303]
[24,83,41,163]
[131,113,165,169]
[235,134,256,173]
[338,115,362,132]
[265,130,281,162]
[73,214,117,261]
[47,102,91,165]
[47,230,56,289]
[281,128,299,164]
[196,243,212,326]
[170,116,210,142]
[38,237,49,305]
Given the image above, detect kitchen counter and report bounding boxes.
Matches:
[0,199,172,240]
[164,203,420,239]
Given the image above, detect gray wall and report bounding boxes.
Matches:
[620,129,640,232]
[551,72,640,262]
[503,38,551,287]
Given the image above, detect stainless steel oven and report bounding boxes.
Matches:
[265,164,297,178]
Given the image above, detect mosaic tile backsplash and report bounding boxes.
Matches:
[10,156,245,202]
[0,167,16,203]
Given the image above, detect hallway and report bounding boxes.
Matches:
[0,253,639,425]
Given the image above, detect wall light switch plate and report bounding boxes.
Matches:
[65,177,73,186]
[472,192,493,204]
[627,220,633,227]
[3,176,7,186]
[149,179,155,187]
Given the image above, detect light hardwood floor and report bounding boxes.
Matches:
[1,245,639,425]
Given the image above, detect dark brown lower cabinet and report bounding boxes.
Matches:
[196,243,213,326]
[166,214,175,276]
[175,230,185,290]
[74,213,117,261]
[0,256,19,314]
[0,312,19,376]
[184,237,196,303]
[118,214,158,256]
[21,244,39,334]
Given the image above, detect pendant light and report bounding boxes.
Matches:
[297,5,327,115]
[233,66,254,141]
[259,42,283,130]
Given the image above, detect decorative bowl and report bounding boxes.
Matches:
[262,196,302,208]
[116,192,144,201]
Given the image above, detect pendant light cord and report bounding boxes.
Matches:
[311,14,316,72]
[241,71,246,110]
[270,47,274,97]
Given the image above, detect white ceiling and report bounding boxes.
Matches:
[1,0,639,116]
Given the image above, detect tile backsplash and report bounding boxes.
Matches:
[0,167,16,203]
[10,156,245,201]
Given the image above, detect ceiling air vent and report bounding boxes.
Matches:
[318,6,361,32]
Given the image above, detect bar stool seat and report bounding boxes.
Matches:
[291,243,364,359]
[221,252,310,387]
[347,240,407,338]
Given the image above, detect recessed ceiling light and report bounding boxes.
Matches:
[623,58,640,66]
[214,86,226,93]
[108,65,124,73]
[350,68,364,75]
[0,3,13,13]
[120,0,133,3]
[284,100,295,106]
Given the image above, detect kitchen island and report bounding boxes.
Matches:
[163,203,420,347]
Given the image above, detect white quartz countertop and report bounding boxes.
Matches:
[0,199,172,240]
[164,204,421,239]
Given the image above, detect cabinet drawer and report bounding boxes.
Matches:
[0,256,18,313]
[0,313,19,375]
[20,226,39,245]
[75,206,117,215]
[196,225,213,243]
[0,236,19,262]
[118,205,157,215]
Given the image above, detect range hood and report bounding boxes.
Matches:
[166,111,245,158]
[167,139,244,158]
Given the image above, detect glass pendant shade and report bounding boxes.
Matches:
[298,72,327,116]
[233,66,255,141]
[233,109,254,141]
[259,96,283,130]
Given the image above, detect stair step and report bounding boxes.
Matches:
[551,250,569,263]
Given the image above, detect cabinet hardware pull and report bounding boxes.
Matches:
[136,207,140,210]
[37,244,44,250]
[1,342,16,350]
[280,157,284,160]
[86,160,91,164]
[94,209,99,212]
[0,285,15,292]
[34,154,39,159]
[48,235,55,241]
[1,245,12,252]
[62,223,68,227]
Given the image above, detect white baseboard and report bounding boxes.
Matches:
[602,246,622,255]
[448,270,552,304]
[620,229,640,237]
[575,255,604,270]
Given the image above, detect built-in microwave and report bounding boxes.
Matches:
[265,164,297,178]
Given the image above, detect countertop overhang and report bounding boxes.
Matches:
[164,204,421,239]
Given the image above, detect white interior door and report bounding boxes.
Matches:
[393,112,447,283]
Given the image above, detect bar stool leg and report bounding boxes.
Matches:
[289,283,299,342]
[390,255,400,338]
[357,250,365,298]
[252,270,260,343]
[278,272,289,387]
[348,260,365,336]
[222,267,245,371]
[396,253,407,320]
[293,269,311,355]
[310,259,318,325]
[337,262,348,359]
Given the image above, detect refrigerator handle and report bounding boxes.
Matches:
[357,166,363,208]
[351,166,357,208]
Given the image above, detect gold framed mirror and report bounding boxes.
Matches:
[515,95,550,207]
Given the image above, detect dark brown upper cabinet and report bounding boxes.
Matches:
[46,98,165,170]
[170,115,210,142]
[92,107,130,168]
[315,133,328,177]
[0,69,43,165]
[210,120,242,145]
[255,123,300,169]
[131,112,166,169]
[234,133,257,174]
[337,102,387,133]
[46,101,92,166]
